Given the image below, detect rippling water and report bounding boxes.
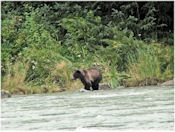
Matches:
[1,86,174,131]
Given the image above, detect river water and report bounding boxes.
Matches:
[1,86,174,131]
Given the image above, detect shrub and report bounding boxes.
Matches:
[59,10,104,62]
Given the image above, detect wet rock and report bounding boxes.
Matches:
[1,90,11,98]
[160,80,174,86]
[117,86,125,89]
[99,83,111,90]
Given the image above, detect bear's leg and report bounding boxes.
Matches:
[92,83,99,90]
[84,84,91,90]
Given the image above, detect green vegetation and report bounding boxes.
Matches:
[1,2,174,94]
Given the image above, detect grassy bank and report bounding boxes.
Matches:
[2,42,173,95]
[1,2,174,95]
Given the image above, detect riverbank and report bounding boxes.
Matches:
[2,2,173,97]
[2,80,174,98]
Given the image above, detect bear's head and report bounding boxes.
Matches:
[72,70,82,80]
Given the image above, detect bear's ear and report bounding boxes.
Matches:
[75,70,81,74]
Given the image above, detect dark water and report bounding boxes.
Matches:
[1,86,174,131]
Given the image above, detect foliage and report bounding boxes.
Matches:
[151,43,174,80]
[1,15,24,70]
[126,43,174,86]
[1,1,174,94]
[59,10,104,62]
[99,26,140,71]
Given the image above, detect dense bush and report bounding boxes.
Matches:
[1,2,174,94]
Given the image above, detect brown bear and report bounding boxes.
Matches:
[72,68,102,90]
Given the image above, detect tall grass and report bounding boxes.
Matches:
[2,61,30,94]
[126,47,168,87]
[47,61,83,91]
[2,60,83,94]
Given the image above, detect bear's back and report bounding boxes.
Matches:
[85,68,102,82]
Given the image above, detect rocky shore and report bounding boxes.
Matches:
[1,80,174,97]
[159,80,174,86]
[1,90,11,98]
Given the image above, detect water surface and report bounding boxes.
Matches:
[1,86,174,131]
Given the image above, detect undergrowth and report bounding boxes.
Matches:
[1,2,174,94]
